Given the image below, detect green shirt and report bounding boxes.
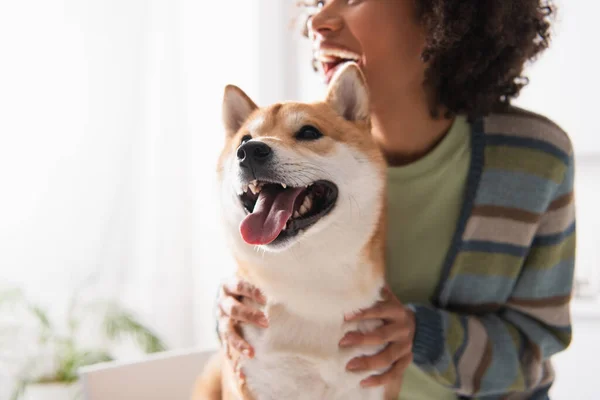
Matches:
[386,116,471,400]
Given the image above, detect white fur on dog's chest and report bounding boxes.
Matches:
[239,303,386,400]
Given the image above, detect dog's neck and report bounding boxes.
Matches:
[233,205,386,321]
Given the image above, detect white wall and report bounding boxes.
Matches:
[551,317,600,399]
[515,0,600,156]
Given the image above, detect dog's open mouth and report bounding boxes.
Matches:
[238,180,338,246]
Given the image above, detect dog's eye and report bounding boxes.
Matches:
[295,125,323,141]
[240,135,252,146]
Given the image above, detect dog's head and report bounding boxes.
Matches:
[217,63,386,260]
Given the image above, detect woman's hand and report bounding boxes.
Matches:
[216,276,268,379]
[340,286,415,389]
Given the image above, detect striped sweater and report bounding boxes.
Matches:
[408,108,576,399]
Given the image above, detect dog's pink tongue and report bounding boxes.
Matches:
[240,186,304,245]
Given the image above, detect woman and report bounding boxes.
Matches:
[216,1,575,398]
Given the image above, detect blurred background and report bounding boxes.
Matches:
[0,0,598,399]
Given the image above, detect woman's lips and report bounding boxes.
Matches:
[313,47,362,84]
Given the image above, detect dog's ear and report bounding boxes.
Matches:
[222,85,258,136]
[325,62,369,122]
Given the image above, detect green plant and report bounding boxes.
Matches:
[1,287,167,400]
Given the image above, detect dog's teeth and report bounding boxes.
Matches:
[293,211,301,219]
[281,183,287,189]
[242,184,249,193]
[299,205,309,215]
[251,179,258,186]
[249,183,259,195]
[301,196,312,211]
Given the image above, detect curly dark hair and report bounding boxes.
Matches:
[300,0,556,119]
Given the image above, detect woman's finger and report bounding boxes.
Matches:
[339,322,410,347]
[346,341,412,372]
[219,317,254,358]
[220,295,269,327]
[222,278,267,305]
[345,301,404,322]
[360,353,413,387]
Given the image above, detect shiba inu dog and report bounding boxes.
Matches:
[193,63,392,400]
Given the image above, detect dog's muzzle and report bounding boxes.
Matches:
[237,141,273,179]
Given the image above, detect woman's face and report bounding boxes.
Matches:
[306,0,427,96]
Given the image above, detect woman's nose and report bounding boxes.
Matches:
[307,6,344,38]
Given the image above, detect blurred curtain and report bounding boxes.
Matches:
[0,0,300,372]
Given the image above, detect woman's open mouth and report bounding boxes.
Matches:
[315,48,362,84]
[238,180,338,246]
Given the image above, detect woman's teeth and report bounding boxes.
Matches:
[315,49,361,63]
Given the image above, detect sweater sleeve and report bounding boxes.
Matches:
[407,153,576,397]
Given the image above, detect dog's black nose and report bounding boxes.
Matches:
[237,141,272,168]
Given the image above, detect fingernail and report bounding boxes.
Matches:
[344,311,360,321]
[360,378,373,388]
[339,335,353,347]
[258,315,269,327]
[256,316,269,328]
[347,359,362,371]
[257,292,267,305]
[242,348,251,357]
